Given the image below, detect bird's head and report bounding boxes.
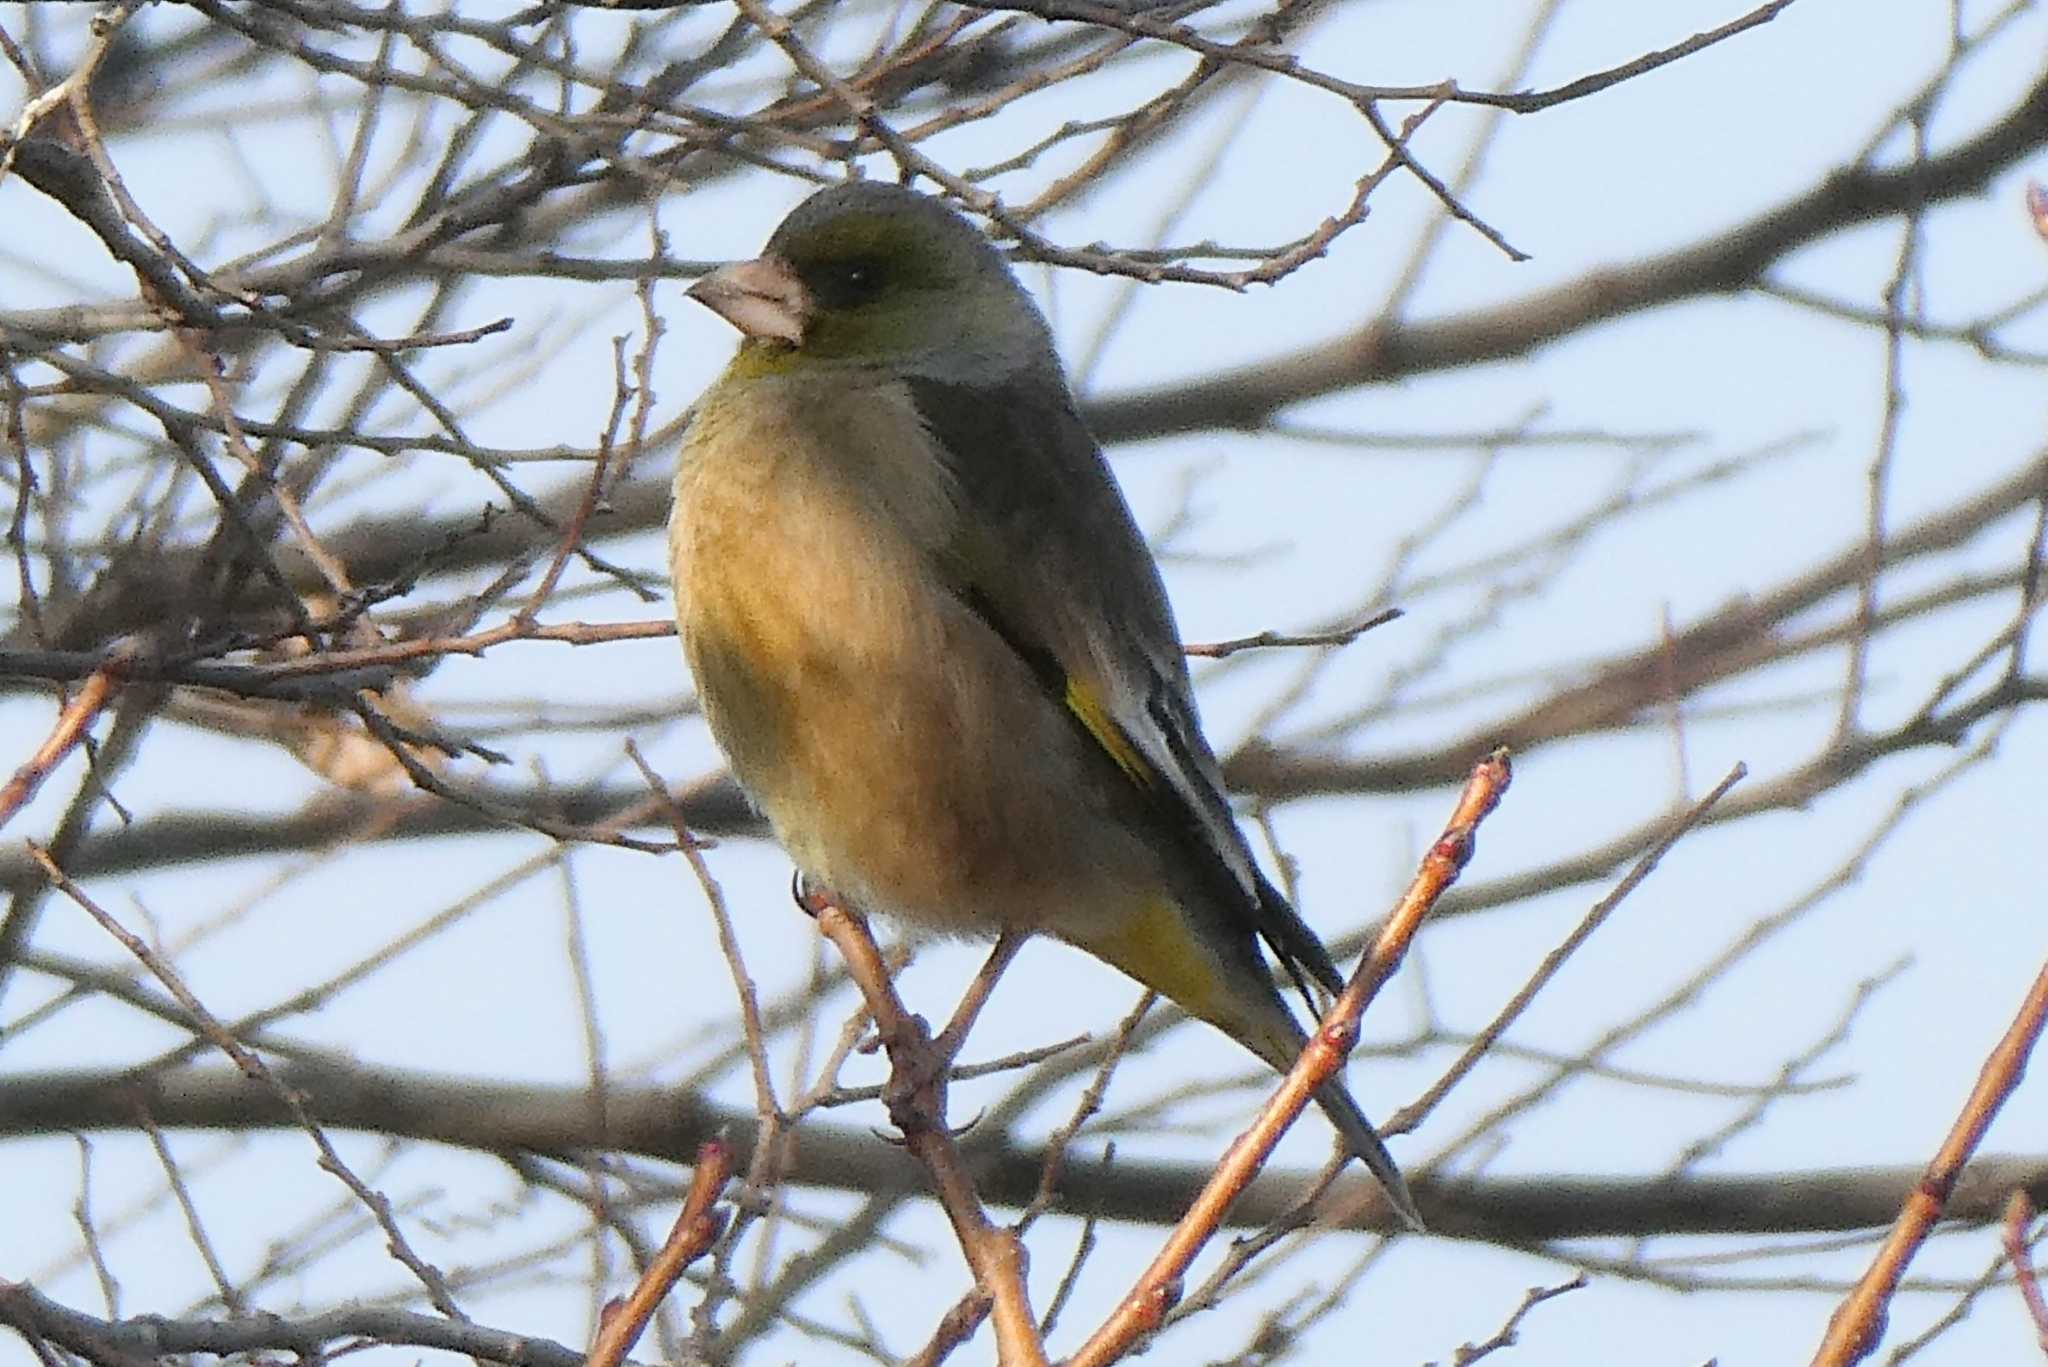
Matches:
[687,181,1051,382]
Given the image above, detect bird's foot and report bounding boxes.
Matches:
[879,1009,949,1136]
[790,869,838,917]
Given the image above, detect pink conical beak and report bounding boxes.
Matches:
[686,256,810,346]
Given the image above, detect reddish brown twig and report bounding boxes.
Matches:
[933,929,1029,1063]
[2001,1190,2048,1354]
[1063,748,1512,1367]
[0,653,127,831]
[903,1291,996,1367]
[584,1140,733,1367]
[1812,953,2048,1365]
[1386,762,1746,1137]
[806,895,1049,1367]
[519,335,636,626]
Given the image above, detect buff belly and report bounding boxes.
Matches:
[668,372,1162,944]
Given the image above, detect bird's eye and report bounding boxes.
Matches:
[816,259,885,306]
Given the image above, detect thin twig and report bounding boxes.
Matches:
[1386,762,1745,1136]
[0,1285,581,1367]
[583,1139,733,1367]
[2000,1190,2048,1353]
[903,1292,995,1367]
[1811,954,2048,1364]
[1448,1273,1589,1364]
[0,648,128,831]
[932,929,1029,1062]
[1063,748,1512,1367]
[519,334,633,624]
[24,843,469,1320]
[1182,609,1402,659]
[804,893,1049,1367]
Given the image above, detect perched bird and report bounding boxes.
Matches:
[668,180,1420,1230]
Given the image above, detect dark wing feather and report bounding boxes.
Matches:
[906,371,1343,1001]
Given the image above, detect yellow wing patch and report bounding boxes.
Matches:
[1063,677,1154,789]
[1087,896,1230,1023]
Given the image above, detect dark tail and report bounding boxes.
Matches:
[1315,1078,1425,1233]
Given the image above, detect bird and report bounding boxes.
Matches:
[667,179,1421,1231]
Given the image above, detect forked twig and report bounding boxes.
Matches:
[1387,762,1747,1136]
[26,843,467,1317]
[0,650,129,831]
[2001,1191,2048,1352]
[934,929,1030,1063]
[1449,1273,1589,1364]
[584,1140,733,1367]
[804,893,1049,1367]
